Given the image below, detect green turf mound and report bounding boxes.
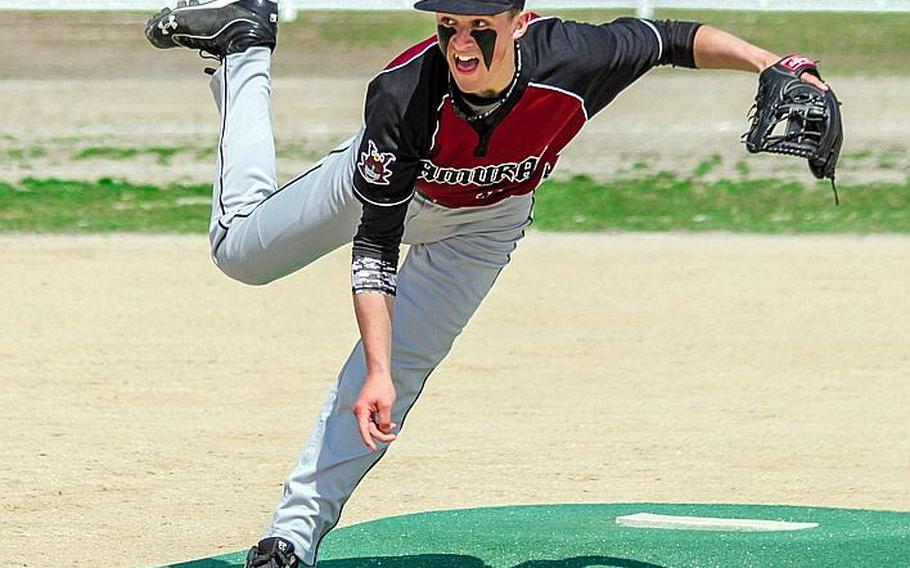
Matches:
[162,503,910,568]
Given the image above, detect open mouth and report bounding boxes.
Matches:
[453,54,480,74]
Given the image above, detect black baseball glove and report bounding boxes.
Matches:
[744,55,844,203]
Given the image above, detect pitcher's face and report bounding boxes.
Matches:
[436,11,529,96]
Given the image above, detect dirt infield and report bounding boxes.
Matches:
[3,73,909,187]
[2,233,908,568]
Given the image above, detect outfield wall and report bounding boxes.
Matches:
[2,0,909,11]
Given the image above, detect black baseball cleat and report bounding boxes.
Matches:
[245,537,300,568]
[145,0,278,58]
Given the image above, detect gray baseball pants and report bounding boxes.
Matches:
[208,48,533,565]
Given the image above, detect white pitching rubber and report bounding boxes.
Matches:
[615,512,819,532]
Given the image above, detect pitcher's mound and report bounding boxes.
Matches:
[161,503,910,568]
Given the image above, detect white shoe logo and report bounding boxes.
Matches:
[158,14,178,35]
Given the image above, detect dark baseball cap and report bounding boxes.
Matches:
[414,0,525,15]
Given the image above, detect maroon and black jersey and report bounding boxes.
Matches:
[351,15,701,294]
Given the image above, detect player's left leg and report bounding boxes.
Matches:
[206,48,366,286]
[148,1,366,286]
[258,192,534,566]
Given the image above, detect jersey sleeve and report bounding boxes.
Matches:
[545,17,701,117]
[352,75,424,208]
[350,63,434,296]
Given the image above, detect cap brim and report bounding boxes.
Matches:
[414,0,513,15]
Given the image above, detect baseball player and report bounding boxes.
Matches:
[145,1,829,566]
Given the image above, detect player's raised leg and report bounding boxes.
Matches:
[146,0,365,286]
[207,49,365,285]
[255,193,534,567]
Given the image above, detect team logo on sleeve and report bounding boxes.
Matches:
[357,140,396,186]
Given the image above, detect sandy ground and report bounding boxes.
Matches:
[2,73,908,187]
[1,233,909,568]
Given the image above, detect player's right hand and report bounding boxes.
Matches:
[352,373,398,451]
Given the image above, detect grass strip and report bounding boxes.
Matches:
[2,10,907,79]
[71,145,219,165]
[0,175,908,234]
[534,174,910,234]
[0,178,211,233]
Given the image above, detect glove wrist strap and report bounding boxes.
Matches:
[777,54,819,77]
